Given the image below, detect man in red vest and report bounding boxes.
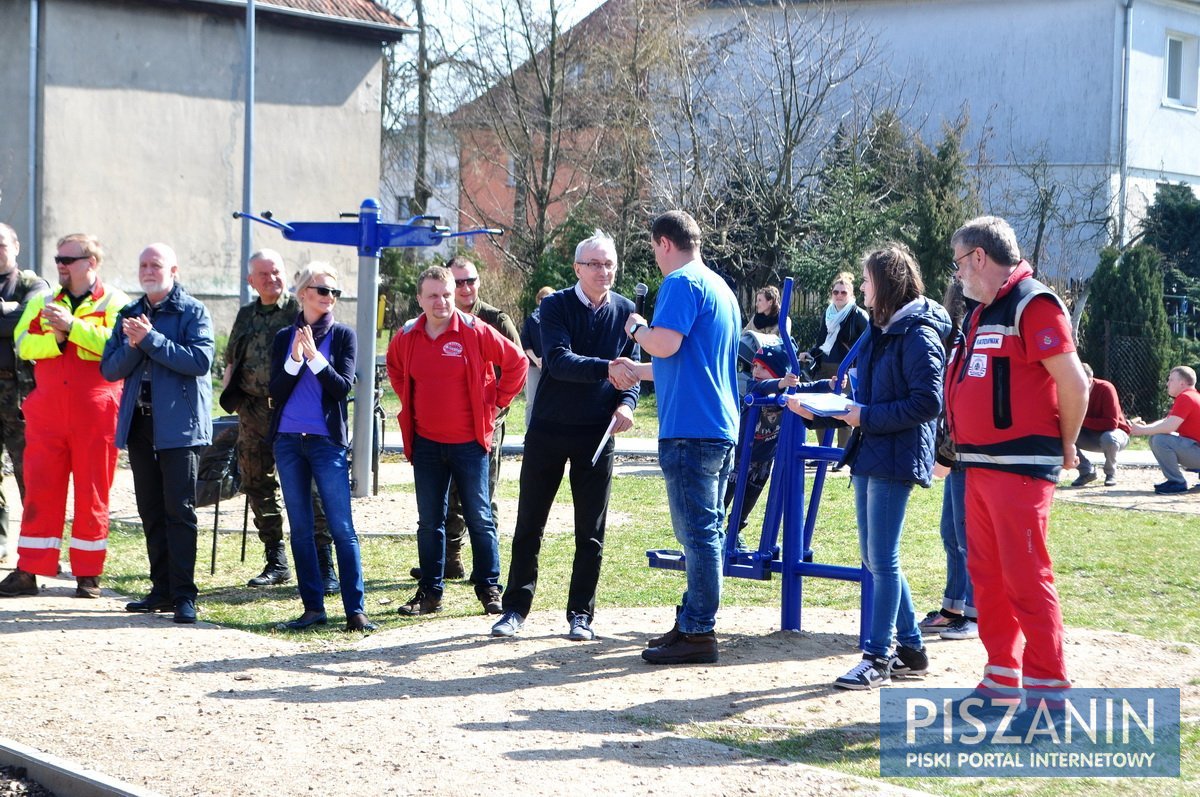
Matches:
[945,216,1088,714]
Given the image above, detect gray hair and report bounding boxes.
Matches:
[1172,365,1197,387]
[249,248,284,267]
[294,261,338,294]
[0,223,17,242]
[574,229,617,264]
[952,216,1022,267]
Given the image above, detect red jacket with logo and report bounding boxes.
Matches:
[386,310,527,460]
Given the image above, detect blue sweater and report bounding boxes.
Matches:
[268,322,357,448]
[530,287,639,431]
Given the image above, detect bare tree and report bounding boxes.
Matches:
[647,0,907,303]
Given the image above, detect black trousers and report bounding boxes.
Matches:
[128,412,201,602]
[502,422,614,621]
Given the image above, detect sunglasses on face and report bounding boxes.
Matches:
[54,255,90,266]
[831,289,848,296]
[309,285,342,298]
[455,277,478,287]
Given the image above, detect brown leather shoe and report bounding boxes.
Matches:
[397,590,442,617]
[75,576,101,599]
[642,631,718,665]
[476,585,502,615]
[0,568,37,597]
[648,622,680,649]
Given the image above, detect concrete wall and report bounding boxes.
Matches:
[35,0,386,332]
[0,2,33,250]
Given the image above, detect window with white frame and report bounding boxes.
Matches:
[1165,33,1199,108]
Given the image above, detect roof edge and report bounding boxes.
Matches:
[172,0,416,41]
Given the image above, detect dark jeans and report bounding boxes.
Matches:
[503,423,614,621]
[274,433,366,618]
[411,435,500,595]
[127,412,201,602]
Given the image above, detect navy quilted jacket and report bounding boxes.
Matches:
[850,296,951,487]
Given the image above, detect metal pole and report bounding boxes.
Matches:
[239,0,256,305]
[351,199,382,497]
[28,0,40,272]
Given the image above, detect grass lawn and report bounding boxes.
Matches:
[100,460,1199,793]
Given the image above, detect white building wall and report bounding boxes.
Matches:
[37,0,386,329]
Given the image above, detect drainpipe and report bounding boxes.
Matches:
[1118,0,1134,245]
[28,0,40,273]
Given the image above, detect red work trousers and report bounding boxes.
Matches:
[964,468,1071,700]
[17,382,121,577]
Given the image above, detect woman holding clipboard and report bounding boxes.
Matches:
[788,244,950,690]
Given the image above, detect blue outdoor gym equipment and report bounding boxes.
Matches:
[646,277,873,643]
[233,198,500,497]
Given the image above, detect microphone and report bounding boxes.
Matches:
[622,283,650,358]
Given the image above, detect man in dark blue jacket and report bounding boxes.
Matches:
[490,231,639,642]
[101,243,214,625]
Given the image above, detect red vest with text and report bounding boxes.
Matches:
[946,268,1069,483]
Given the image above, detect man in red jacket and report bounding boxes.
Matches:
[386,265,527,617]
[946,216,1088,717]
[1070,363,1131,487]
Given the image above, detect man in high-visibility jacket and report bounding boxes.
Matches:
[0,233,129,599]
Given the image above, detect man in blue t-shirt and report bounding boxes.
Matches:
[613,210,740,664]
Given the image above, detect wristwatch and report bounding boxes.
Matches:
[629,322,645,339]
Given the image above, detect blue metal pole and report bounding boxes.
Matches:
[350,198,382,497]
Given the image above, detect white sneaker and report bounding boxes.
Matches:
[834,655,891,690]
[940,617,979,640]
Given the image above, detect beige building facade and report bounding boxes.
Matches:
[0,0,410,328]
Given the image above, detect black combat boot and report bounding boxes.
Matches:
[247,542,292,587]
[316,543,339,595]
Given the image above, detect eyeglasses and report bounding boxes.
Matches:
[951,247,979,272]
[54,255,90,266]
[309,285,342,298]
[576,260,616,271]
[455,277,478,287]
[831,289,849,296]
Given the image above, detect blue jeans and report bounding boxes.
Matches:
[852,474,922,658]
[411,436,500,595]
[274,433,366,618]
[659,438,734,635]
[938,467,975,617]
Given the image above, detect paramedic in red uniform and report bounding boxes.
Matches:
[0,234,129,599]
[945,216,1088,708]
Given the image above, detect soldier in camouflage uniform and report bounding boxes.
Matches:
[223,250,336,591]
[407,256,523,582]
[0,225,50,562]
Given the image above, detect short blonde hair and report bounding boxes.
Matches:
[294,262,338,294]
[1171,366,1197,387]
[536,286,554,303]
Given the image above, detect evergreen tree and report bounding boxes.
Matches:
[1080,246,1173,418]
[900,117,978,301]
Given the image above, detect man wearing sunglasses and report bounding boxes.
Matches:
[0,225,49,564]
[1,234,129,600]
[406,256,522,583]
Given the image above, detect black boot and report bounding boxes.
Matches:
[247,542,292,587]
[316,544,339,596]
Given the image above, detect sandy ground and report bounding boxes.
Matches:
[0,457,1197,796]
